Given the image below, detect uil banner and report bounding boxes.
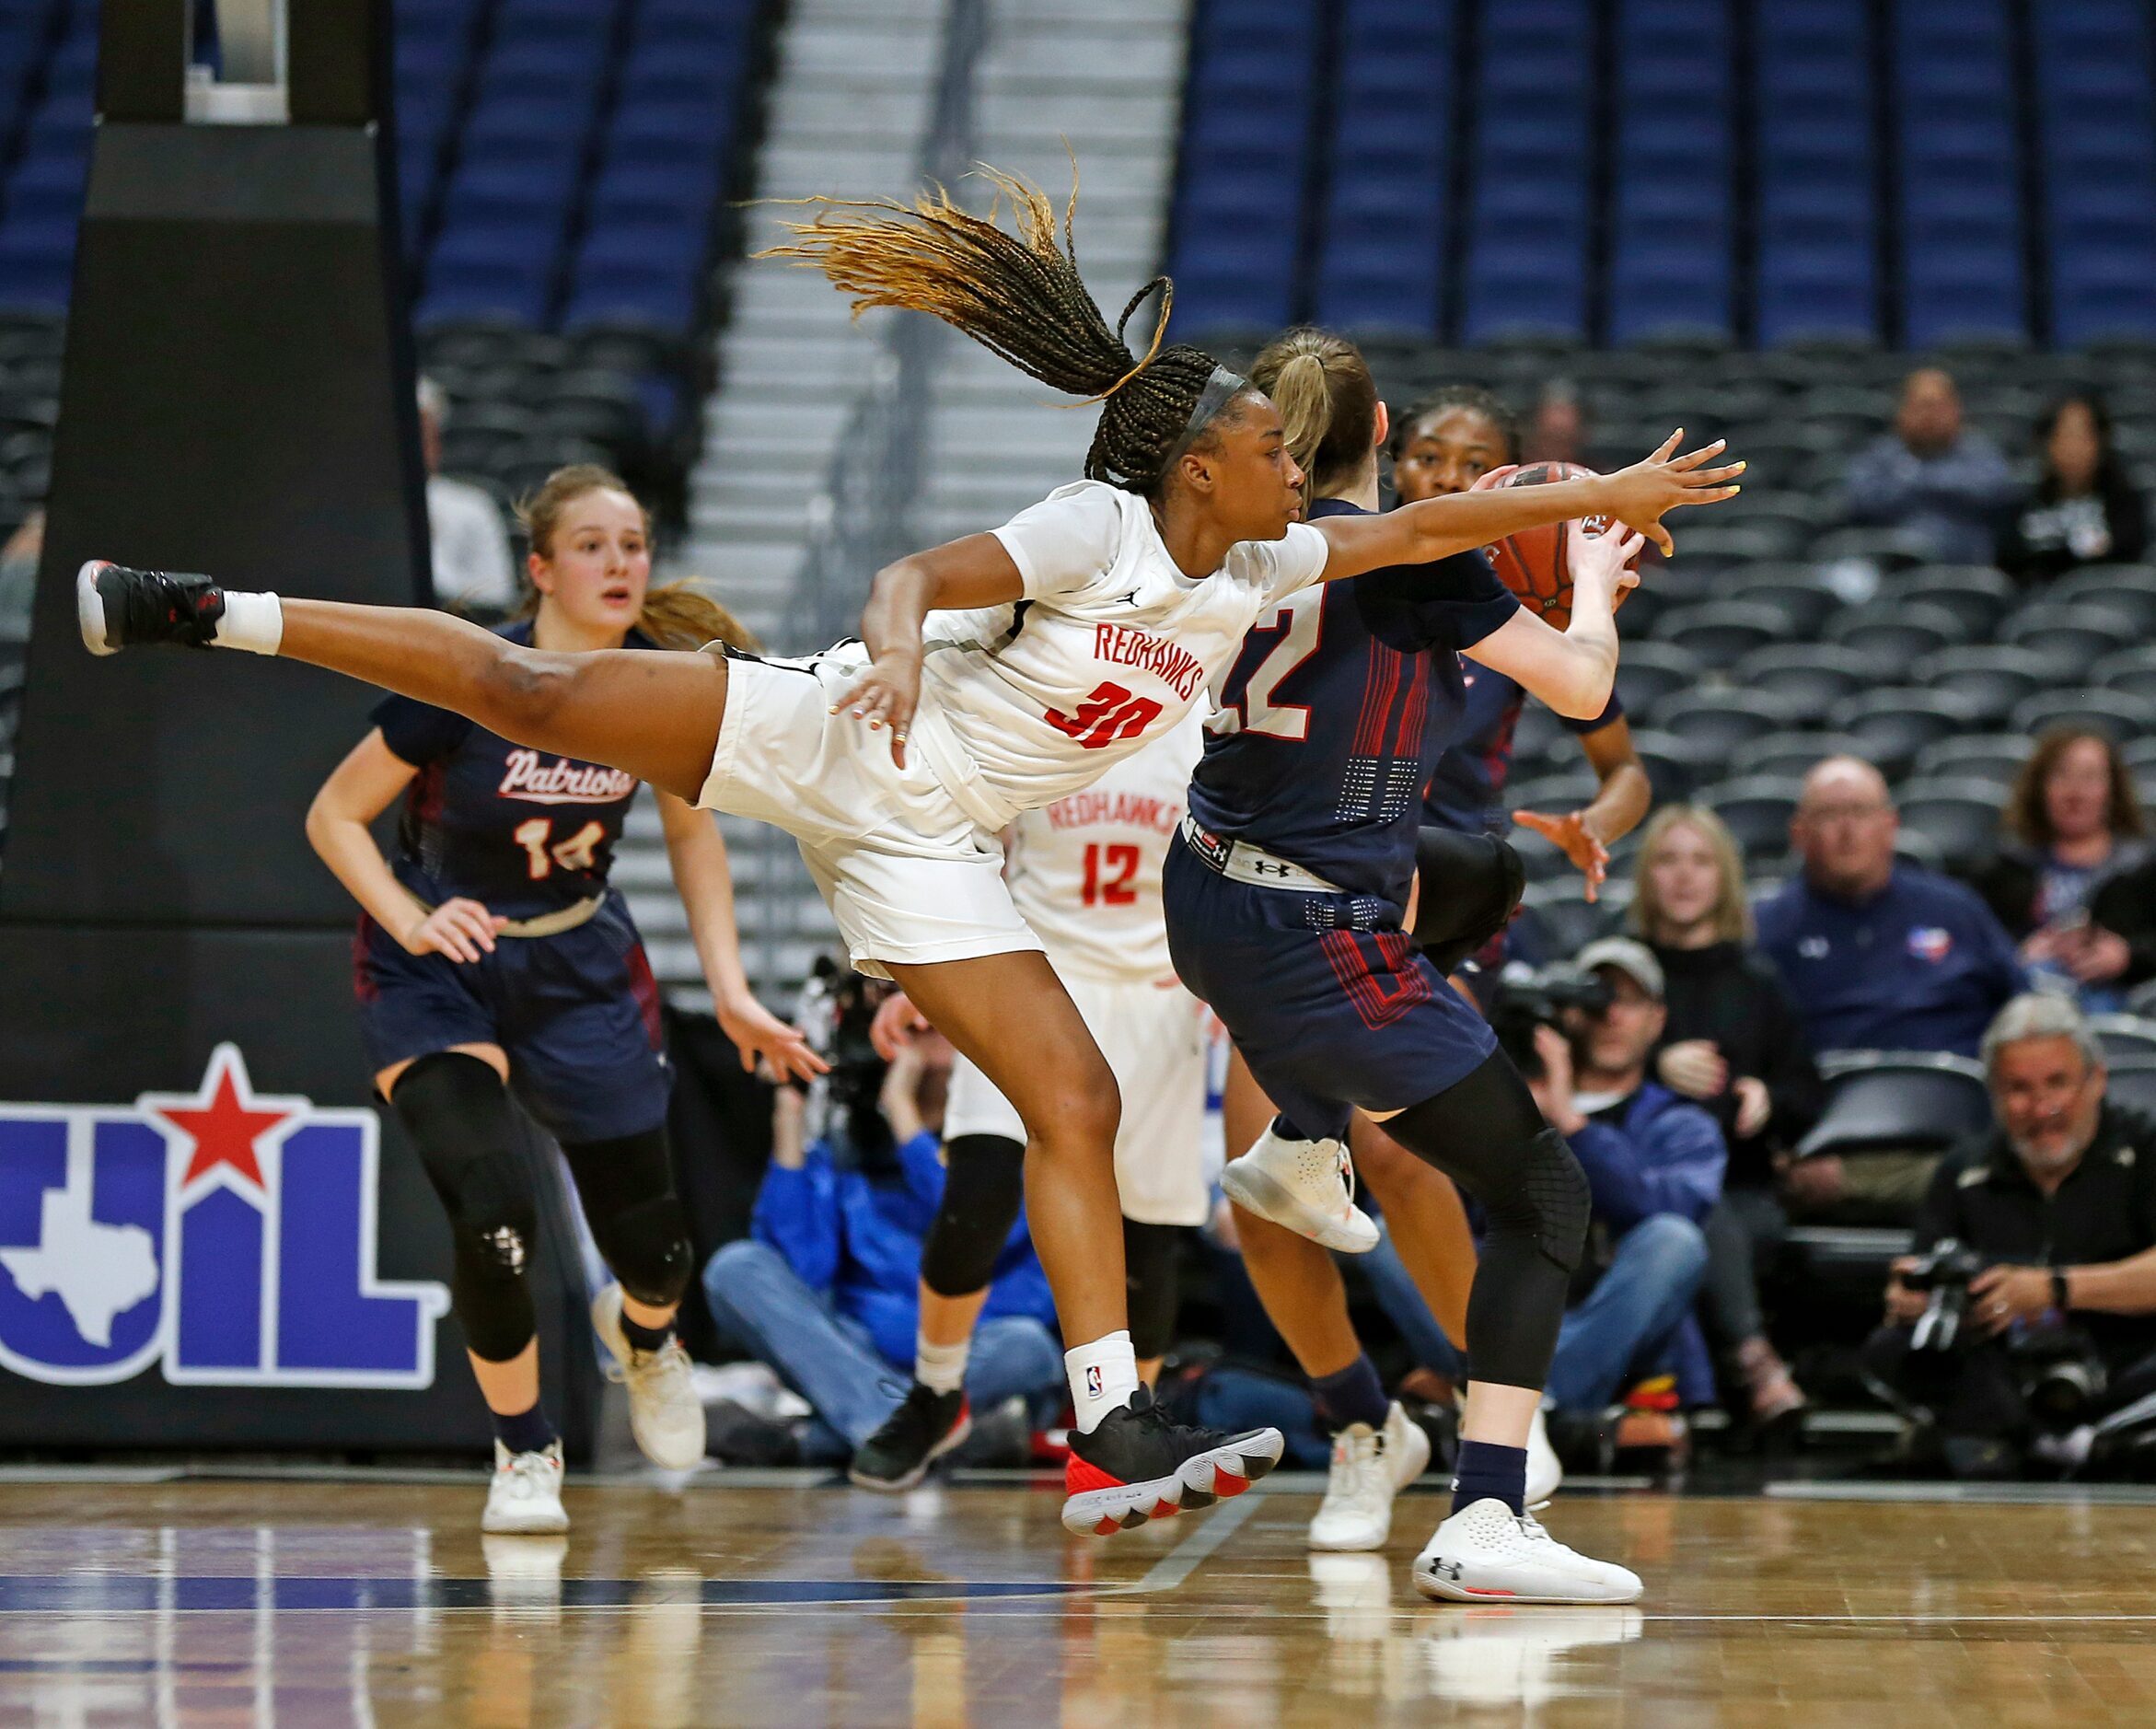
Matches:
[0,1045,448,1390]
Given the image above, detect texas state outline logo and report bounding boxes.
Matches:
[0,1044,448,1388]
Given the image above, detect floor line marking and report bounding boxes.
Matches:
[1129,1489,1268,1595]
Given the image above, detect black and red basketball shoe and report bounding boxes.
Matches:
[76,560,226,655]
[850,1384,972,1492]
[1061,1387,1283,1536]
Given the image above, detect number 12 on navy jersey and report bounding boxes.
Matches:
[1233,589,1324,741]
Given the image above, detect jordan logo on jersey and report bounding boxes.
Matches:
[0,1046,448,1388]
[498,749,638,805]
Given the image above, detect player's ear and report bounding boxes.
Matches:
[1373,400,1390,452]
[527,550,553,595]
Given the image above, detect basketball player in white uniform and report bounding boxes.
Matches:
[847,711,1212,1490]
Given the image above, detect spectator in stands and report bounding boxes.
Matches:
[1973,728,2148,1008]
[418,376,517,613]
[701,1030,1062,1470]
[1843,367,2014,565]
[1758,757,2027,1219]
[1761,757,2026,1059]
[1522,379,1586,467]
[1629,806,1821,1425]
[1865,994,2156,1480]
[1997,395,2148,586]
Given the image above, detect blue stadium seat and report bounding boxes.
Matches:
[562,261,699,336]
[586,161,723,229]
[419,228,555,328]
[438,161,579,235]
[0,216,75,310]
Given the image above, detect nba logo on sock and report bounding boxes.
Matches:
[1086,1365,1103,1398]
[0,1044,447,1388]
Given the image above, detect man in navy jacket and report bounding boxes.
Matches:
[702,1035,1061,1468]
[1757,757,2027,1218]
[1757,758,2025,1061]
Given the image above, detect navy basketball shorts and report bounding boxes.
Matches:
[353,892,671,1143]
[1162,840,1496,1144]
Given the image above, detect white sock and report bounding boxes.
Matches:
[1066,1330,1139,1434]
[213,589,284,656]
[915,1332,969,1397]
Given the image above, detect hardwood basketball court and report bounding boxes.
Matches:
[5,1471,2154,1723]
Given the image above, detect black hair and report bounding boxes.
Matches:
[2034,393,2135,505]
[1389,384,1521,466]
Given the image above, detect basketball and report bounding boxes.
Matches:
[1473,460,1639,628]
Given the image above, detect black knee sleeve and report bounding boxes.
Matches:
[561,1126,691,1309]
[1122,1220,1183,1362]
[1412,827,1525,974]
[1384,1051,1589,1389]
[390,1051,537,1363]
[919,1134,1026,1298]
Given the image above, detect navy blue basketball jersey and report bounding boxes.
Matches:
[371,621,653,918]
[1187,498,1517,911]
[1420,665,1623,837]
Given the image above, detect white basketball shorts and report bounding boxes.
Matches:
[695,647,1041,980]
[945,969,1211,1226]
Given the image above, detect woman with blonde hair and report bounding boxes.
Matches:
[1630,804,1821,1427]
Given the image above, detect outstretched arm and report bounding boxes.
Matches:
[1314,433,1742,584]
[1462,527,1644,719]
[658,791,828,1084]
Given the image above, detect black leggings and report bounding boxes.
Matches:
[389,1051,691,1362]
[1379,1050,1590,1391]
[921,1132,1184,1359]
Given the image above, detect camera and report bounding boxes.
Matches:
[1902,1238,1988,1353]
[795,960,897,1170]
[1487,963,1613,1078]
[2011,1325,2110,1424]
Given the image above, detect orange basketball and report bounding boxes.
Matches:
[1472,461,1637,630]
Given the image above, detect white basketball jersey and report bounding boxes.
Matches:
[1002,708,1205,984]
[905,482,1331,833]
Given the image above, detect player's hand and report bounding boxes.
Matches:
[403,897,508,964]
[1513,807,1610,901]
[1657,1039,1729,1098]
[1567,523,1647,600]
[870,991,933,1061]
[718,992,829,1085]
[2065,925,2132,983]
[833,649,922,768]
[1466,463,1522,493]
[1530,1024,1587,1134]
[1595,432,1745,557]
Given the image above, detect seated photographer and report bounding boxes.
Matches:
[1864,994,2156,1480]
[1366,939,1727,1434]
[701,1004,1062,1469]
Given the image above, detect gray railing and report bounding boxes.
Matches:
[782,0,989,654]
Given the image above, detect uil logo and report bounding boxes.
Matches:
[0,1045,448,1388]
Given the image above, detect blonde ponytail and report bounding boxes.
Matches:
[1247,327,1380,504]
[636,579,760,653]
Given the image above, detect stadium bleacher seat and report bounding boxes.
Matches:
[1799,1051,1992,1159]
[1828,689,1978,774]
[1733,644,1885,714]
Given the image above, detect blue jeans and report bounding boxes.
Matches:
[1364,1213,1709,1416]
[701,1240,1064,1459]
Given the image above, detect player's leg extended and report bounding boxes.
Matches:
[81,569,727,801]
[892,951,1283,1534]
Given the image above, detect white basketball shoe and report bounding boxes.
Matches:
[482,1441,569,1535]
[1527,1406,1563,1508]
[1412,1500,1641,1605]
[1309,1400,1432,1551]
[1220,1125,1379,1253]
[591,1283,708,1471]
